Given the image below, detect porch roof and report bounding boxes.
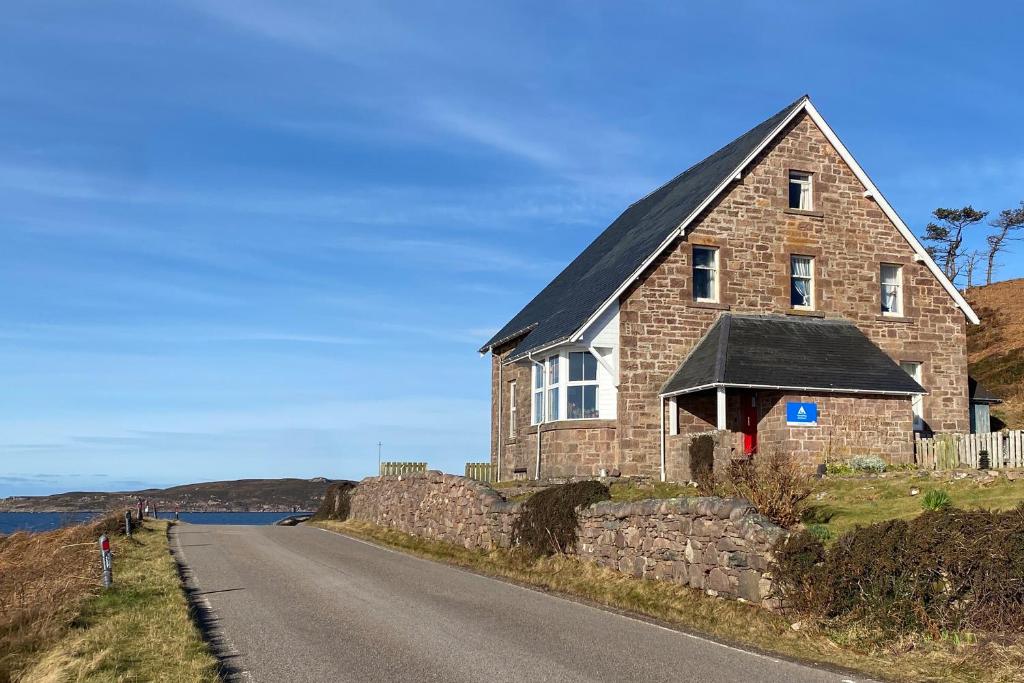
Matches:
[660,314,926,398]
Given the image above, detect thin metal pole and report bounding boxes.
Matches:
[377,441,382,475]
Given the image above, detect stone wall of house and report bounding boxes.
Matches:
[664,430,733,481]
[756,391,914,465]
[348,471,519,550]
[615,110,969,474]
[576,497,788,608]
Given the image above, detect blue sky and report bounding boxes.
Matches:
[2,2,1022,495]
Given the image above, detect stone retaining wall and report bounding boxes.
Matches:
[576,497,788,608]
[348,471,519,550]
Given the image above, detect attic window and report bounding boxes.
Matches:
[788,171,813,211]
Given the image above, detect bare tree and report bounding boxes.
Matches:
[986,202,1024,285]
[923,206,989,285]
[964,250,984,289]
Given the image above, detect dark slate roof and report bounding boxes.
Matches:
[481,96,808,360]
[969,377,1002,404]
[660,314,926,396]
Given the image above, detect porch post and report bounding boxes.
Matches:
[716,386,727,431]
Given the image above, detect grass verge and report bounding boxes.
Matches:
[18,520,218,683]
[312,519,1024,683]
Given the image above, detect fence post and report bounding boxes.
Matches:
[124,510,132,538]
[99,535,113,589]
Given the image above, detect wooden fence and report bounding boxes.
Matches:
[464,462,496,483]
[379,461,427,476]
[914,431,1024,470]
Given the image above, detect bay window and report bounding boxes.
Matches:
[568,351,599,419]
[530,350,606,424]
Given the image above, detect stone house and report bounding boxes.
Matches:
[480,95,981,481]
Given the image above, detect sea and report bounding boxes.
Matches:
[0,511,303,535]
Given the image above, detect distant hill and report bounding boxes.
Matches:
[0,477,340,513]
[967,278,1024,429]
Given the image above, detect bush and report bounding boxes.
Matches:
[921,489,952,511]
[806,523,833,542]
[824,461,853,475]
[773,504,1024,634]
[310,482,357,521]
[849,455,887,473]
[717,451,814,528]
[512,480,610,556]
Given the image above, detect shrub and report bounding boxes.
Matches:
[773,504,1024,634]
[806,523,833,542]
[512,480,610,556]
[311,482,356,521]
[921,489,952,511]
[718,451,814,528]
[848,455,887,473]
[824,461,853,475]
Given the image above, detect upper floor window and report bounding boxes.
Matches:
[508,380,517,437]
[692,246,719,302]
[880,264,903,316]
[568,351,599,419]
[788,171,813,211]
[790,255,815,309]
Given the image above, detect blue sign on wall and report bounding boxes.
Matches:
[786,402,818,426]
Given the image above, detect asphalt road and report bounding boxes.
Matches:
[171,524,872,683]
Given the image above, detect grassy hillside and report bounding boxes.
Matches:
[0,477,335,513]
[967,278,1024,428]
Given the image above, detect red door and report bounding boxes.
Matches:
[742,394,758,456]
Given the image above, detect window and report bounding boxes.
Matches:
[880,264,903,315]
[900,361,924,431]
[790,255,814,309]
[532,364,544,424]
[692,246,719,302]
[546,355,560,421]
[788,171,813,210]
[567,351,599,419]
[508,381,517,437]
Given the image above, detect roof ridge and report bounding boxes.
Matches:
[713,313,731,383]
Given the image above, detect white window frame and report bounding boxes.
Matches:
[788,171,813,211]
[531,364,544,425]
[790,255,815,310]
[566,351,600,420]
[900,361,924,431]
[546,355,560,421]
[692,246,719,303]
[880,263,903,316]
[508,380,517,437]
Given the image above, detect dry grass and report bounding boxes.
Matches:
[0,515,123,681]
[313,519,1024,683]
[3,520,217,683]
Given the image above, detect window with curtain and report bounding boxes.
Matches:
[788,171,813,210]
[880,264,903,315]
[692,246,718,302]
[532,364,544,424]
[900,361,924,431]
[567,351,599,419]
[790,255,814,308]
[546,355,560,421]
[508,380,517,437]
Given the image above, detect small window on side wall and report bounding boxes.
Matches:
[692,246,719,302]
[790,255,814,309]
[788,171,813,211]
[880,263,903,316]
[508,380,517,437]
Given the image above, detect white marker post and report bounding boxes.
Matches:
[99,534,113,588]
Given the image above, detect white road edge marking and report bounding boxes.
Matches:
[310,526,874,681]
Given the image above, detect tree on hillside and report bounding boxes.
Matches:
[986,202,1024,285]
[964,250,984,289]
[922,206,989,285]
